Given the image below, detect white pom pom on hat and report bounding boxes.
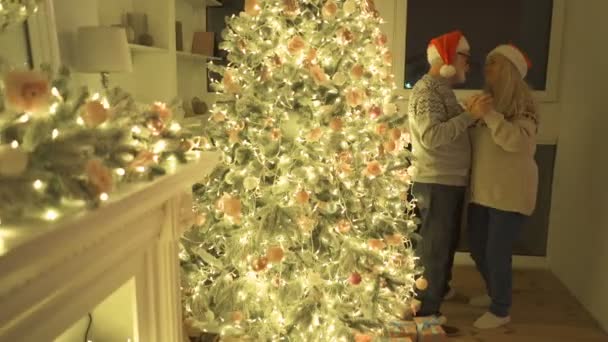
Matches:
[440,65,457,78]
[488,44,532,79]
[427,30,470,78]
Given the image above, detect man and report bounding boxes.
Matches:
[408,30,489,323]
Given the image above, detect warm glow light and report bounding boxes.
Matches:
[153,140,167,153]
[18,114,30,123]
[100,193,109,201]
[44,209,60,221]
[52,129,59,139]
[170,122,181,132]
[50,102,59,114]
[116,168,126,176]
[10,141,19,149]
[178,1,420,338]
[33,180,43,190]
[76,117,85,126]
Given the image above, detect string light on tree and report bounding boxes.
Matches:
[180,0,420,340]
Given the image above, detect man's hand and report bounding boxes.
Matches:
[468,94,493,119]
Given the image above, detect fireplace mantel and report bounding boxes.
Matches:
[0,151,220,342]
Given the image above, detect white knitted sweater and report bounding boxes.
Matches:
[408,74,475,186]
[469,110,538,215]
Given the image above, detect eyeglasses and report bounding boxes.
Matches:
[457,52,471,66]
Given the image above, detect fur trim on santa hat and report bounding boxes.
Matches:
[488,44,532,79]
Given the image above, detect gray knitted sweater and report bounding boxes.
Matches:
[407,74,475,186]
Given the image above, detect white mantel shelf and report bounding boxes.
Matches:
[0,151,220,342]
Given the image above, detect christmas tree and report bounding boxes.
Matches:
[180,0,421,340]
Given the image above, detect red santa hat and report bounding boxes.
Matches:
[488,44,532,79]
[427,30,470,78]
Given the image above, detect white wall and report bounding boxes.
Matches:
[0,24,32,69]
[547,0,608,332]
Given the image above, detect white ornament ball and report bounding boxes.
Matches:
[407,165,418,178]
[383,103,398,115]
[243,176,260,190]
[320,105,335,116]
[332,72,347,86]
[343,0,357,15]
[411,298,422,313]
[364,44,376,56]
[0,145,29,176]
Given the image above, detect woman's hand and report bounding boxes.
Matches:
[464,94,482,112]
[469,94,494,119]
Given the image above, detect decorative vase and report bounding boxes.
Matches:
[126,12,154,47]
[192,97,208,115]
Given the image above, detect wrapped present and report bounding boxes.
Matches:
[386,320,417,339]
[413,317,447,342]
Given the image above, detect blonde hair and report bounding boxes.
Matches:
[485,54,537,122]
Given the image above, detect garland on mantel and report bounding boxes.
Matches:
[0,0,41,32]
[0,64,203,223]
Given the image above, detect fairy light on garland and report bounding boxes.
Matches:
[33,179,43,190]
[0,0,41,32]
[43,209,59,221]
[18,113,30,123]
[0,63,203,223]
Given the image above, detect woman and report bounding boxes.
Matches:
[465,44,538,329]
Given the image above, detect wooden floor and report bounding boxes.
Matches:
[442,266,608,342]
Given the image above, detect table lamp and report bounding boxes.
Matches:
[75,26,132,89]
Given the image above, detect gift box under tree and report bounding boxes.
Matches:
[413,317,447,342]
[381,317,447,342]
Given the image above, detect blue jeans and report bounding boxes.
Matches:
[412,182,465,316]
[467,203,525,317]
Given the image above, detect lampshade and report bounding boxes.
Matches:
[75,26,132,73]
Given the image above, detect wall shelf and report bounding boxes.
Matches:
[183,0,222,9]
[177,50,221,62]
[53,0,220,126]
[129,44,169,54]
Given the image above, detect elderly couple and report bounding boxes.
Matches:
[408,30,538,330]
